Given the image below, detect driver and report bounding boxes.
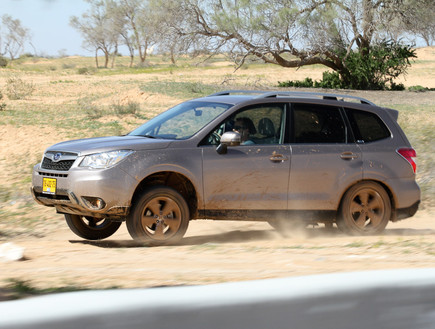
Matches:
[233,117,256,145]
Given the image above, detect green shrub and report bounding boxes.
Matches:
[77,99,106,119]
[389,82,405,91]
[62,63,76,69]
[408,85,434,92]
[77,67,96,75]
[278,71,407,91]
[278,72,343,89]
[0,91,6,111]
[278,77,314,88]
[19,53,35,58]
[112,101,140,116]
[0,56,8,67]
[314,72,343,89]
[279,40,415,91]
[338,40,416,90]
[77,67,89,75]
[5,75,35,100]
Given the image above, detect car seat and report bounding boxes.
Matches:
[257,118,276,143]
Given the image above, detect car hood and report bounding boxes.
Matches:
[46,135,172,156]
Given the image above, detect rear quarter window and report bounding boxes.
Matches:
[345,108,391,143]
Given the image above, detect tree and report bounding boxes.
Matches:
[162,0,418,89]
[380,0,435,47]
[114,0,156,64]
[0,15,31,60]
[404,0,435,46]
[70,0,120,68]
[148,0,193,64]
[106,0,136,67]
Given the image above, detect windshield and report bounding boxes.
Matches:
[128,101,231,139]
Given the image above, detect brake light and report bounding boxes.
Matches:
[397,148,417,173]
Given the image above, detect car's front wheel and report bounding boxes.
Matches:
[126,186,190,245]
[65,214,121,240]
[337,181,391,235]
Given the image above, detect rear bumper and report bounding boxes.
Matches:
[385,177,421,209]
[394,201,420,221]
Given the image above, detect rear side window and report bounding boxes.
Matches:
[345,109,390,143]
[292,104,346,143]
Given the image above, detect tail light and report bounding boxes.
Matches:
[397,148,417,173]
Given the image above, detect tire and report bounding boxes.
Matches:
[126,186,190,245]
[337,181,391,235]
[65,214,121,240]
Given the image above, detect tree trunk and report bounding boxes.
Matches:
[131,19,145,63]
[170,49,176,65]
[111,44,118,68]
[142,40,148,63]
[95,48,100,68]
[104,51,109,68]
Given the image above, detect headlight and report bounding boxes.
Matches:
[79,150,134,169]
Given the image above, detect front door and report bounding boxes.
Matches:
[201,103,290,210]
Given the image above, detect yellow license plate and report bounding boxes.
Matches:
[42,178,57,194]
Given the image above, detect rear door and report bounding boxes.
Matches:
[288,103,362,210]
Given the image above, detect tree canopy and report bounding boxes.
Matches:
[162,0,420,89]
[70,0,432,89]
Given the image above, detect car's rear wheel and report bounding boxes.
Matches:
[65,214,121,240]
[126,186,190,245]
[337,181,391,235]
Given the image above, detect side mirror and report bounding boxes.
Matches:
[216,131,241,154]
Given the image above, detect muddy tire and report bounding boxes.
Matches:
[337,181,391,235]
[65,214,121,240]
[126,186,190,245]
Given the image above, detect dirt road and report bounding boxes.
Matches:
[1,210,434,298]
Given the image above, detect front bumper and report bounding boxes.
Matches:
[32,163,137,219]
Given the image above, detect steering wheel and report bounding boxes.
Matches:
[209,132,221,145]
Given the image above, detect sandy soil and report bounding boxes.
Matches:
[0,48,434,299]
[0,210,434,299]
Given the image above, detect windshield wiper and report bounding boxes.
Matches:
[140,134,157,139]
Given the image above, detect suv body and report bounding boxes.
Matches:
[31,91,420,244]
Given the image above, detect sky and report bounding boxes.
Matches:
[1,0,92,56]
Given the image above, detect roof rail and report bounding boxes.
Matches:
[208,90,270,97]
[207,90,375,106]
[256,91,375,105]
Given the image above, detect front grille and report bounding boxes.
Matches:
[41,158,75,171]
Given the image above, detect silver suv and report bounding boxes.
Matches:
[31,91,420,244]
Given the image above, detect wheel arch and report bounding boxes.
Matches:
[132,171,199,219]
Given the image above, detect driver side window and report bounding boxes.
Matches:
[202,103,286,146]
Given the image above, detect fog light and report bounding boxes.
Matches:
[81,196,106,210]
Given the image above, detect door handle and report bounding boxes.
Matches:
[270,153,289,163]
[340,152,358,160]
